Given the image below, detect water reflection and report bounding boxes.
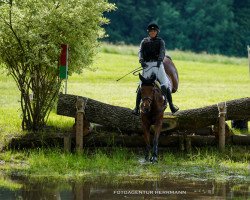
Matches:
[0,176,249,200]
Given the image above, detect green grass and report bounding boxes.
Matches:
[0,43,249,183]
[1,43,249,134]
[100,43,248,65]
[0,176,22,190]
[0,147,248,183]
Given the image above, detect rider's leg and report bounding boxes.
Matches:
[161,85,179,113]
[155,62,179,113]
[132,87,141,115]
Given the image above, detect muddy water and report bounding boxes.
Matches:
[0,176,249,200]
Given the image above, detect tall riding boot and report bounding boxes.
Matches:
[161,85,179,113]
[132,88,141,115]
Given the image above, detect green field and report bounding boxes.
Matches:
[0,44,249,182]
[1,43,249,135]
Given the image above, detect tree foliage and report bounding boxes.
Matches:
[104,0,249,57]
[183,0,236,54]
[0,0,115,131]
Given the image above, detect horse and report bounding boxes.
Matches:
[139,73,164,163]
[163,56,179,93]
[139,56,179,163]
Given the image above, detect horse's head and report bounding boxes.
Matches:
[139,73,156,114]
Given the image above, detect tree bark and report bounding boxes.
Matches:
[57,93,142,133]
[173,97,250,131]
[57,94,250,133]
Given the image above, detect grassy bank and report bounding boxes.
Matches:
[0,147,249,183]
[0,44,249,182]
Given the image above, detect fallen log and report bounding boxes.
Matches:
[171,97,250,131]
[57,94,250,133]
[57,93,142,133]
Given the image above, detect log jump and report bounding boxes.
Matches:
[3,95,250,151]
[57,94,250,133]
[56,94,250,151]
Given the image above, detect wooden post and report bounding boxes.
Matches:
[76,97,85,153]
[73,184,83,200]
[185,136,192,153]
[179,135,185,151]
[217,102,227,151]
[64,135,71,152]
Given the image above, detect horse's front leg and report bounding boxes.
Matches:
[150,122,162,163]
[142,120,151,161]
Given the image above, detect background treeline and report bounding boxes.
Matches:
[104,0,250,57]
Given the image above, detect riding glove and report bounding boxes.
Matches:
[156,61,161,68]
[141,62,147,69]
[139,58,144,63]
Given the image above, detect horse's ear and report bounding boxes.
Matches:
[139,73,146,82]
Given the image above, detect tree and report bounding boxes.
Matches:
[155,2,187,50]
[104,0,158,44]
[103,0,248,57]
[183,0,236,54]
[228,0,250,56]
[0,0,115,131]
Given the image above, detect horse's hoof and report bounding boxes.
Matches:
[150,156,158,163]
[145,156,150,162]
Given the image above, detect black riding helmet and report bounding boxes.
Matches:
[147,23,160,32]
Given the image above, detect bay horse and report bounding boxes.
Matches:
[139,56,179,163]
[139,73,164,163]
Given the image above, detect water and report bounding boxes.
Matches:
[0,176,249,200]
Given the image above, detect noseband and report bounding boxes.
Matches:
[141,87,156,113]
[142,96,153,103]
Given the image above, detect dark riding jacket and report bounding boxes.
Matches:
[139,36,165,62]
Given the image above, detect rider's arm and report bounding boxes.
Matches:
[158,39,165,61]
[138,39,144,63]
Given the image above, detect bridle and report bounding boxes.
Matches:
[141,86,166,114]
[142,96,153,103]
[141,86,156,113]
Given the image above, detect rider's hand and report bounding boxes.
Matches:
[157,61,161,68]
[141,62,147,69]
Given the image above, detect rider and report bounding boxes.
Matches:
[132,22,179,115]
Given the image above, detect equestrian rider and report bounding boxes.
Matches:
[132,23,179,115]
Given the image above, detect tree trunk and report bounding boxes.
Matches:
[173,97,250,131]
[57,94,250,133]
[57,93,142,133]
